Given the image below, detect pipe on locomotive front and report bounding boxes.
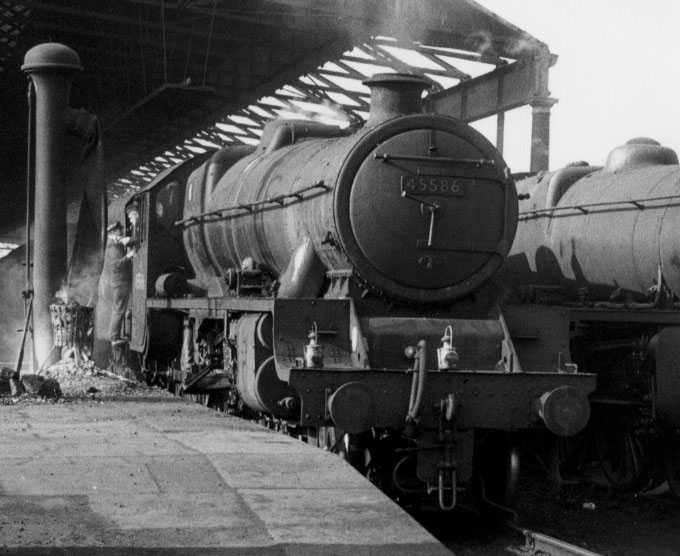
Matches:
[22,43,82,366]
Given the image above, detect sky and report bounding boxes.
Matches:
[475,0,680,172]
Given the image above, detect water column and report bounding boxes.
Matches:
[22,43,82,366]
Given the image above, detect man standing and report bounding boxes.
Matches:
[93,222,135,369]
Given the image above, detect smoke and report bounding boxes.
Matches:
[465,29,540,60]
[317,99,357,125]
[507,36,540,58]
[64,175,106,308]
[0,244,29,366]
[270,0,449,127]
[466,30,497,58]
[279,97,354,128]
[51,248,102,307]
[292,0,541,61]
[277,0,432,50]
[368,0,433,44]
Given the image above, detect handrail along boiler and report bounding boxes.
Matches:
[122,74,595,509]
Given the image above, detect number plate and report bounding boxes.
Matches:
[400,175,466,197]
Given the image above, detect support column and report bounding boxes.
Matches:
[496,111,505,156]
[22,43,82,367]
[529,96,558,173]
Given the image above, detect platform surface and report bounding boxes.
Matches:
[0,397,450,555]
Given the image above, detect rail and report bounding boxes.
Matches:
[506,526,602,556]
[175,180,330,227]
[519,193,680,220]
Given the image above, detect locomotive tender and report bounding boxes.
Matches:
[121,73,595,509]
[504,138,680,493]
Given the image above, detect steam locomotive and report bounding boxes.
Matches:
[503,138,680,495]
[117,73,595,510]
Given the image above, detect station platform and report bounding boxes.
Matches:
[0,396,450,555]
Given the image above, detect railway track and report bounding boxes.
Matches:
[507,525,601,556]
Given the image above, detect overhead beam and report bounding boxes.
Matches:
[426,55,553,122]
[427,48,557,171]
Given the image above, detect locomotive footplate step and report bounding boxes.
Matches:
[0,398,450,555]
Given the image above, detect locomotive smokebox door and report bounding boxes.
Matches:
[334,114,518,304]
[348,132,508,289]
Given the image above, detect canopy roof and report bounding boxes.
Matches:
[0,0,554,236]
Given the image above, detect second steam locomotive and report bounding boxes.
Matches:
[503,138,680,494]
[118,74,595,510]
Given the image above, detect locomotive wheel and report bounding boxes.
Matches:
[663,434,680,499]
[596,425,646,490]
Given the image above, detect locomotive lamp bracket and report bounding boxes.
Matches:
[273,298,359,380]
[437,326,459,370]
[304,322,324,368]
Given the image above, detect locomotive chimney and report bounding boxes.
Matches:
[363,73,431,127]
[22,43,82,367]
